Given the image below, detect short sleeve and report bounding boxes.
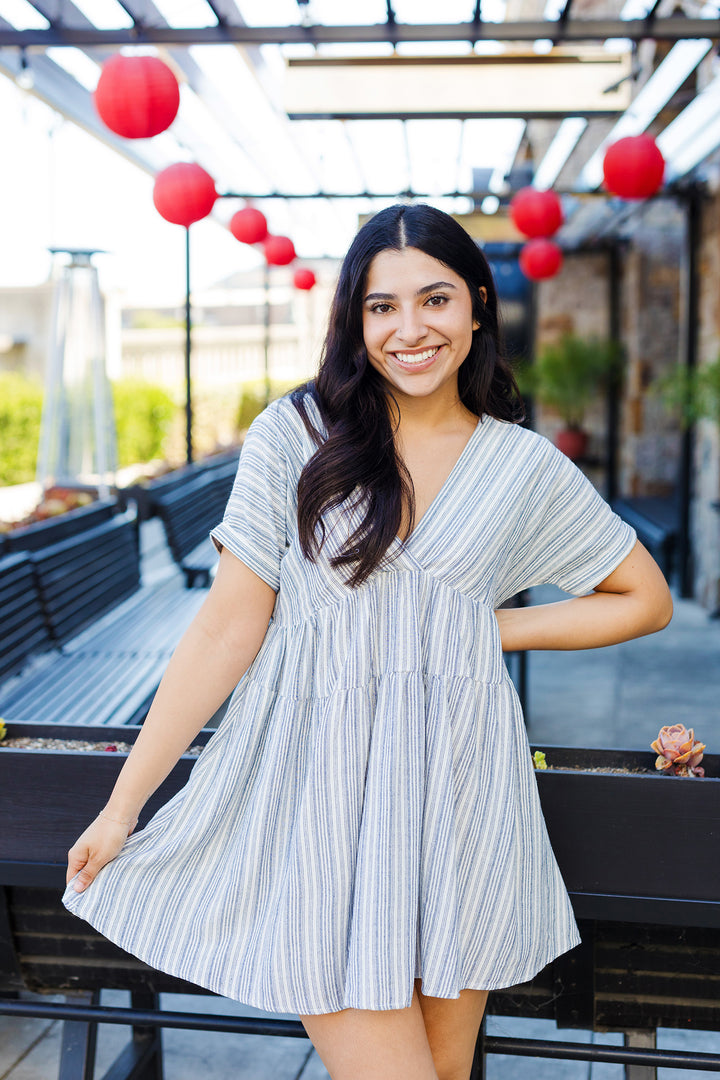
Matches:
[210,403,289,591]
[501,440,637,598]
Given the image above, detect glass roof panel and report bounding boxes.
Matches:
[458,117,525,191]
[69,0,133,29]
[310,0,388,24]
[178,83,272,192]
[404,119,463,195]
[235,0,300,26]
[0,0,49,28]
[344,120,410,194]
[189,43,319,193]
[315,42,395,56]
[46,46,101,90]
[392,0,476,22]
[480,0,507,23]
[150,0,217,29]
[289,120,366,193]
[395,40,473,55]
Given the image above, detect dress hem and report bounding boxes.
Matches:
[62,882,580,1017]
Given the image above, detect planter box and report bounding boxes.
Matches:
[532,744,720,927]
[2,499,120,554]
[1,727,718,927]
[0,723,211,885]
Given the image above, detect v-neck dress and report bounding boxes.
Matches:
[63,392,637,1015]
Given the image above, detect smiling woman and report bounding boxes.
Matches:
[62,204,671,1080]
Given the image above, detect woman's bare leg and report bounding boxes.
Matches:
[414,978,489,1080]
[298,985,439,1080]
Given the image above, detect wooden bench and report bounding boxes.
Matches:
[0,516,205,727]
[1,724,719,1080]
[0,552,51,682]
[611,496,679,582]
[118,450,240,523]
[154,465,236,588]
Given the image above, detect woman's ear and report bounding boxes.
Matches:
[473,286,488,330]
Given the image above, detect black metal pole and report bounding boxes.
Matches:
[185,226,193,465]
[263,259,271,409]
[677,187,701,598]
[3,1002,720,1070]
[606,242,622,504]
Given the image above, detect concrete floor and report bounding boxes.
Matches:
[2,522,719,1079]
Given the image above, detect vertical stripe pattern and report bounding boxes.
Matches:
[63,394,637,1015]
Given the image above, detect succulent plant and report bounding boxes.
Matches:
[532,750,547,770]
[651,724,705,777]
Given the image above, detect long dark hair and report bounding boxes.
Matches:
[291,202,524,587]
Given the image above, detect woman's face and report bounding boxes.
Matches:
[361,246,485,407]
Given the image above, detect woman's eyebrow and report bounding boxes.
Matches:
[364,281,457,303]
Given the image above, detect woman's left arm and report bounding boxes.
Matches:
[494,540,673,652]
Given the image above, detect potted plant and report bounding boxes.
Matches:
[654,356,720,430]
[517,334,622,460]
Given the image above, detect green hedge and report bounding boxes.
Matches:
[0,373,177,484]
[112,379,177,467]
[0,373,304,487]
[235,379,299,432]
[0,373,44,485]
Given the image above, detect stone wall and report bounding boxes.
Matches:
[617,200,684,497]
[531,193,720,611]
[693,186,720,611]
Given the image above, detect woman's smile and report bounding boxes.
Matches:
[390,345,443,371]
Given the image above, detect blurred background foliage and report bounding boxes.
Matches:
[0,372,300,485]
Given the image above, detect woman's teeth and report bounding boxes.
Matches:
[393,347,439,365]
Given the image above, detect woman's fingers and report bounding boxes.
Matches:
[65,819,132,891]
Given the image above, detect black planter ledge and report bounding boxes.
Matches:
[1,725,718,929]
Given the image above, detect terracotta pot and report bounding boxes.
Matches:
[554,427,588,460]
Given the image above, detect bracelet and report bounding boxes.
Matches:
[99,810,138,828]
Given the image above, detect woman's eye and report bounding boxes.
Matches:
[426,294,448,307]
[371,303,393,314]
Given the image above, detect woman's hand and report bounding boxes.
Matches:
[66,814,136,893]
[494,540,673,652]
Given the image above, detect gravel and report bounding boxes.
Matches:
[0,737,204,755]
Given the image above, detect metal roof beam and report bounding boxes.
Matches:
[2,18,718,46]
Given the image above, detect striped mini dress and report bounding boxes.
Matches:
[63,391,637,1015]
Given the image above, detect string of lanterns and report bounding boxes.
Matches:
[93,53,316,290]
[93,52,666,290]
[511,134,665,281]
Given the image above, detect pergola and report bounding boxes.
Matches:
[2,0,718,597]
[1,0,719,240]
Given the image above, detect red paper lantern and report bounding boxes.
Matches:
[293,268,316,291]
[153,163,217,227]
[519,239,563,281]
[230,207,268,245]
[264,235,296,266]
[602,135,665,200]
[510,187,564,239]
[93,54,180,139]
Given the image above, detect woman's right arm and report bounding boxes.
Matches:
[66,548,276,892]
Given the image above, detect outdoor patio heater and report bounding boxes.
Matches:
[36,248,117,497]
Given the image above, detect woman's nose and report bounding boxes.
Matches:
[396,308,428,344]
